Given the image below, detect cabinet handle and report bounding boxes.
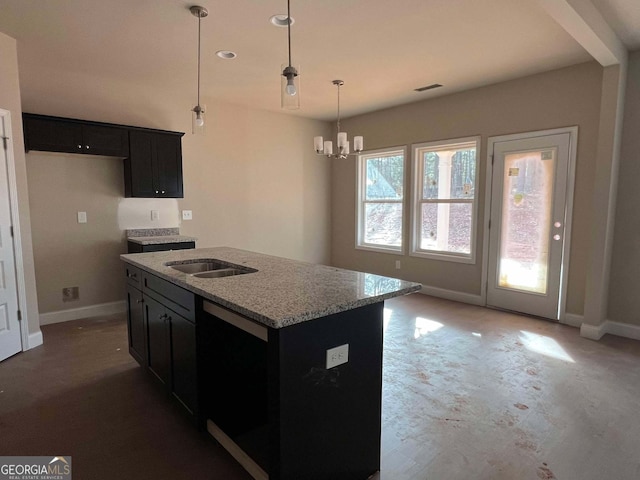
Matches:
[159,313,168,321]
[136,299,144,304]
[128,272,137,278]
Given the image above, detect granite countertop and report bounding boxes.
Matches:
[127,235,197,245]
[126,228,197,245]
[121,247,422,329]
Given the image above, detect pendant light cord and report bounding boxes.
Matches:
[197,12,202,107]
[287,0,292,67]
[336,83,341,134]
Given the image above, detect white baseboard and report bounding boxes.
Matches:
[39,300,127,326]
[418,284,484,306]
[561,313,584,328]
[580,322,606,340]
[580,319,640,341]
[26,330,43,349]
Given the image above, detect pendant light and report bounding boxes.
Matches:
[314,80,363,159]
[190,5,208,135]
[281,0,300,109]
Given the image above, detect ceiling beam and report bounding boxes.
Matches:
[536,0,627,66]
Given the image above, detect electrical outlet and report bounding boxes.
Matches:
[326,344,349,369]
[151,210,160,221]
[395,260,401,269]
[182,210,193,220]
[62,286,79,302]
[77,211,87,223]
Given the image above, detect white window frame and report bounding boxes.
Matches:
[410,136,480,264]
[356,146,407,255]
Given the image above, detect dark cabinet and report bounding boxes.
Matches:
[145,294,172,387]
[23,113,184,199]
[144,292,197,416]
[125,265,146,367]
[127,241,195,254]
[125,130,184,198]
[125,268,198,420]
[23,114,128,157]
[126,284,147,367]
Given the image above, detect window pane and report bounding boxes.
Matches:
[420,202,472,254]
[365,155,404,200]
[364,203,402,246]
[423,148,476,200]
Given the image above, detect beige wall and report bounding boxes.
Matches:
[17,54,331,316]
[608,49,640,326]
[332,61,604,316]
[26,152,126,313]
[0,32,40,338]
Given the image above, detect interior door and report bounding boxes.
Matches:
[487,132,571,319]
[0,116,22,361]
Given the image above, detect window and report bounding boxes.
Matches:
[411,137,479,263]
[356,147,406,253]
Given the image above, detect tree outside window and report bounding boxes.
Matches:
[412,138,479,263]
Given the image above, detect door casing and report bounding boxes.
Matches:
[481,127,578,321]
[1,109,29,352]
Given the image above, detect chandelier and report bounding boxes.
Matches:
[314,80,363,159]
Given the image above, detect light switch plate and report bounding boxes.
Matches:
[326,344,349,369]
[77,211,87,224]
[182,210,193,220]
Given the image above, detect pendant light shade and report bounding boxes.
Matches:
[281,0,300,109]
[190,5,208,135]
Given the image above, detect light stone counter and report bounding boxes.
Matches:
[121,247,421,328]
[127,235,197,245]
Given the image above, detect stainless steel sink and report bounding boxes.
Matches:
[192,268,247,278]
[168,261,230,274]
[165,259,257,278]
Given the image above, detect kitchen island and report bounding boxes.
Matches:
[121,247,421,480]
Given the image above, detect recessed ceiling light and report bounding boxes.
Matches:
[270,14,294,27]
[216,50,237,59]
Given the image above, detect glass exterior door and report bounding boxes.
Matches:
[487,133,571,319]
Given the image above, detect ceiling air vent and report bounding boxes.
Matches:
[414,84,443,92]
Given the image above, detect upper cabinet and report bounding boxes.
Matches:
[125,130,184,198]
[24,114,129,157]
[23,113,185,199]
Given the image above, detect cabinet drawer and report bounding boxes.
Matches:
[142,272,195,323]
[125,265,142,288]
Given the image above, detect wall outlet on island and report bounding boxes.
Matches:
[326,344,349,369]
[151,210,160,221]
[395,260,401,269]
[182,210,193,220]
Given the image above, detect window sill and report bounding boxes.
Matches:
[409,249,476,264]
[356,244,404,255]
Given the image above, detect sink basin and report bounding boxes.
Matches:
[165,258,257,278]
[193,268,248,278]
[168,261,230,274]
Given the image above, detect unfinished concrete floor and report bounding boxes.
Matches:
[1,293,639,479]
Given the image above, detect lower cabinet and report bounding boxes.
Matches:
[125,268,198,422]
[126,283,146,367]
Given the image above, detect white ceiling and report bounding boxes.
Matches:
[0,0,637,121]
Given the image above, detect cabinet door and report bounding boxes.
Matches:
[154,133,183,198]
[145,294,171,387]
[24,116,82,153]
[170,312,197,415]
[127,130,156,197]
[126,284,146,366]
[82,124,129,157]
